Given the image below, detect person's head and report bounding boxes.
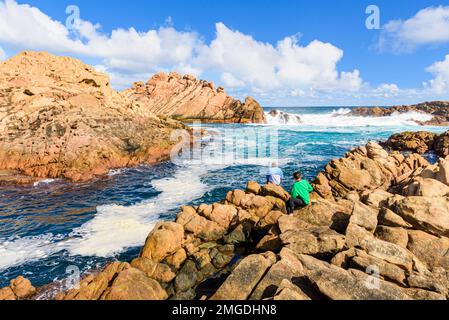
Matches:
[293,172,302,181]
[271,162,278,168]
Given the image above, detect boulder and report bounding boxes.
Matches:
[294,198,353,233]
[249,248,305,300]
[141,222,185,262]
[378,208,413,228]
[407,230,449,270]
[0,287,16,300]
[9,276,36,299]
[298,254,412,300]
[210,253,277,300]
[165,248,188,270]
[131,258,176,283]
[367,142,390,163]
[278,215,315,234]
[178,208,225,241]
[338,167,372,191]
[392,197,449,237]
[435,157,449,185]
[57,262,131,300]
[226,191,275,218]
[402,178,449,197]
[210,245,235,269]
[257,210,284,231]
[434,132,449,157]
[362,189,393,208]
[262,183,290,201]
[407,272,448,296]
[201,204,237,229]
[346,223,414,271]
[104,268,168,300]
[375,226,409,248]
[381,131,437,154]
[348,249,407,286]
[273,279,311,301]
[281,226,346,258]
[246,181,262,195]
[350,202,379,232]
[406,288,446,300]
[174,260,199,293]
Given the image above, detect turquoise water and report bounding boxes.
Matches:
[0,107,445,289]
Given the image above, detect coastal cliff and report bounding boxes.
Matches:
[6,134,449,301]
[0,51,188,183]
[351,101,449,126]
[0,52,267,185]
[122,72,267,124]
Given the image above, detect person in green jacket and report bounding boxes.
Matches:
[286,172,313,214]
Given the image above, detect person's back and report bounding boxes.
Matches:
[267,163,284,186]
[286,172,313,214]
[291,179,314,205]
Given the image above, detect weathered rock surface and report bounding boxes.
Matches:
[210,253,276,300]
[391,197,449,237]
[122,72,267,124]
[381,131,437,154]
[0,276,36,300]
[0,51,186,183]
[102,268,168,300]
[382,130,449,158]
[23,137,449,301]
[351,101,449,126]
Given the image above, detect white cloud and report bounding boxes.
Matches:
[379,6,449,52]
[425,54,449,94]
[0,1,363,95]
[196,23,362,93]
[1,0,445,106]
[376,83,400,95]
[0,0,201,82]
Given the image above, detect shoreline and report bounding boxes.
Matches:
[3,131,449,300]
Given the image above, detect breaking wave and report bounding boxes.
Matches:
[265,108,434,127]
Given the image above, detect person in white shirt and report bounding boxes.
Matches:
[266,162,284,186]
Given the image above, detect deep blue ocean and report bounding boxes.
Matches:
[0,107,446,293]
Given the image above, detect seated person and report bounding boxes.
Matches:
[266,162,284,186]
[286,172,313,214]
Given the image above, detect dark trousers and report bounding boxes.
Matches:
[286,197,306,214]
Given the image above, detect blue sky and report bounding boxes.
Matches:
[1,0,449,106]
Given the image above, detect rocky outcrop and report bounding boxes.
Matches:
[381,132,437,154]
[0,276,36,300]
[0,51,188,184]
[122,72,267,124]
[312,141,430,199]
[11,138,449,301]
[382,130,449,157]
[351,101,449,126]
[267,110,301,124]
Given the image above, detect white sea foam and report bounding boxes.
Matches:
[265,109,435,128]
[107,169,125,177]
[0,234,64,270]
[265,110,302,125]
[33,179,56,187]
[0,129,285,269]
[65,165,208,257]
